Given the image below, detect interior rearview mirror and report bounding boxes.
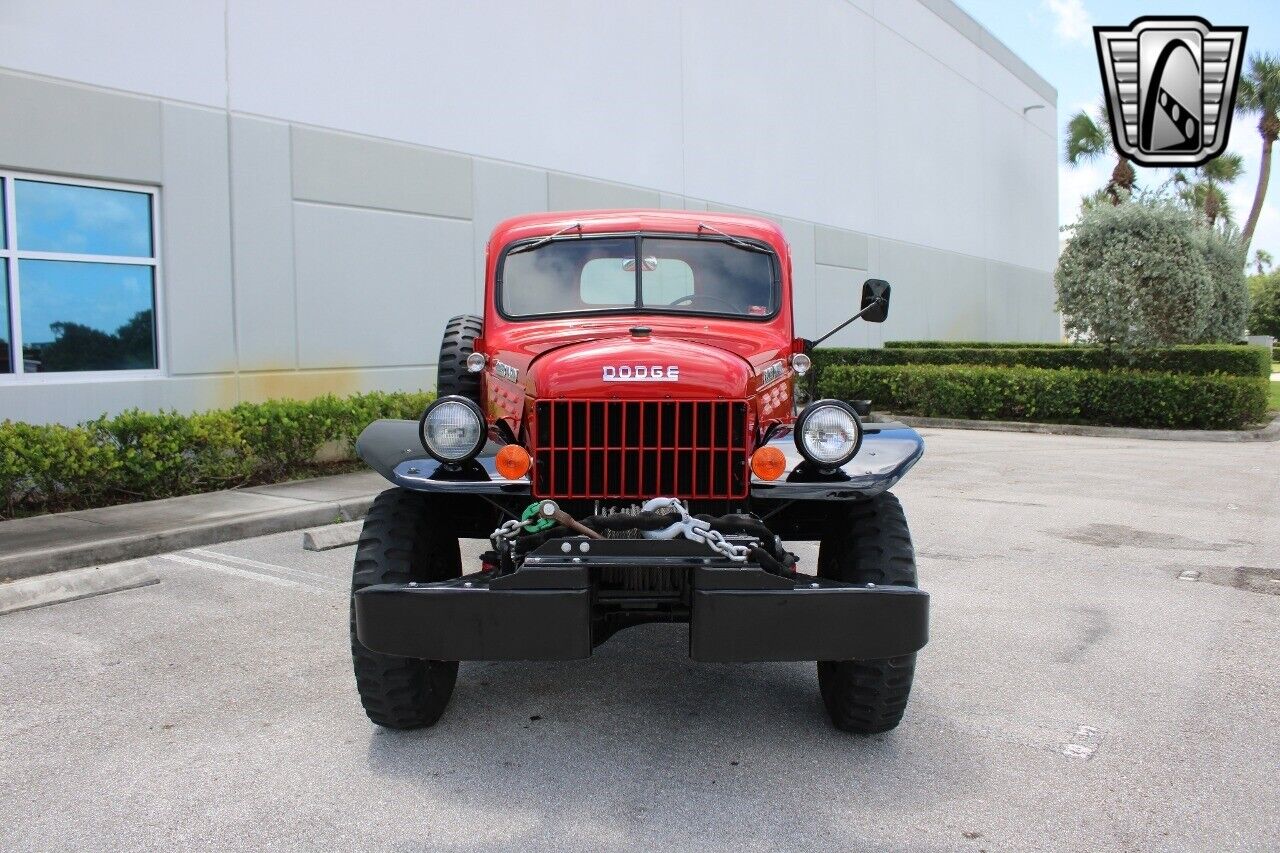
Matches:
[860,279,890,323]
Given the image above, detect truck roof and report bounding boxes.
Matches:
[487,209,790,260]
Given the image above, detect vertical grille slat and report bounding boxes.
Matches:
[532,399,748,500]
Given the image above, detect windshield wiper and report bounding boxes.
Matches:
[508,221,583,255]
[696,222,770,254]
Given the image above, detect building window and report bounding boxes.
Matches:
[0,173,160,377]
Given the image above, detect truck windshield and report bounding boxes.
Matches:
[500,236,778,319]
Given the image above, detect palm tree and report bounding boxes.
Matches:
[1236,53,1280,250]
[1064,101,1135,204]
[1176,153,1244,228]
[1253,249,1273,275]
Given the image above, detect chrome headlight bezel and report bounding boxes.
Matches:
[418,395,487,463]
[794,399,863,469]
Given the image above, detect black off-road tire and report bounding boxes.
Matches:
[350,488,461,729]
[436,314,483,402]
[815,492,919,734]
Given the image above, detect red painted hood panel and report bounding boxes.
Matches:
[524,333,754,399]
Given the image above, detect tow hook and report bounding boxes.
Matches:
[536,500,604,539]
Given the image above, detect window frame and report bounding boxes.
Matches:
[495,231,782,323]
[0,171,164,384]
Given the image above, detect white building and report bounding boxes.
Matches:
[0,0,1058,424]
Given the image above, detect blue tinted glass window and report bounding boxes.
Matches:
[1,263,10,373]
[19,260,156,372]
[15,180,153,257]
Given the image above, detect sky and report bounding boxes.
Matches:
[955,0,1280,266]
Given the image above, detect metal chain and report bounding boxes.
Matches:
[490,518,525,551]
[640,498,751,562]
[490,497,754,562]
[694,524,751,562]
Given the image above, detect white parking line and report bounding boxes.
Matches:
[159,553,306,590]
[187,548,344,591]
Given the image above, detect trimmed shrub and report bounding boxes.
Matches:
[817,364,1268,430]
[0,390,433,519]
[1056,197,1214,347]
[812,344,1271,377]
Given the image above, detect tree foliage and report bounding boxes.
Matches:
[33,309,155,372]
[1247,271,1280,337]
[1063,102,1134,205]
[1194,226,1249,342]
[1056,196,1216,347]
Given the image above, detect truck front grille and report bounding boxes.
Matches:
[531,399,749,500]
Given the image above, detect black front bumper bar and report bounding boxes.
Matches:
[354,539,928,663]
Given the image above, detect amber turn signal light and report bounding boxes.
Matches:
[495,444,532,480]
[750,446,786,481]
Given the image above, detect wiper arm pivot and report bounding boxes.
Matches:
[696,222,769,254]
[508,221,583,255]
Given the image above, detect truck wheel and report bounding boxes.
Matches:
[436,314,483,402]
[350,488,461,729]
[815,492,918,734]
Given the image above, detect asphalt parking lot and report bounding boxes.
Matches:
[2,428,1278,851]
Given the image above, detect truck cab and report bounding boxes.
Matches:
[350,210,929,735]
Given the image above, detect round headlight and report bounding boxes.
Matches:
[795,400,862,468]
[419,396,486,463]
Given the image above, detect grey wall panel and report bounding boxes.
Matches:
[985,261,1060,341]
[927,251,987,341]
[237,366,434,404]
[160,104,236,375]
[1017,268,1058,341]
[230,116,298,369]
[3,375,238,425]
[873,241,1007,343]
[874,239,933,342]
[815,265,878,348]
[293,202,473,369]
[0,72,161,182]
[659,192,685,209]
[915,0,1056,104]
[776,217,817,339]
[547,173,660,211]
[815,225,870,270]
[706,201,760,216]
[471,160,548,314]
[984,263,1019,341]
[291,126,472,219]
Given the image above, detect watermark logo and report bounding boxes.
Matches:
[1094,16,1247,167]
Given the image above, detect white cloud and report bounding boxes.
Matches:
[1043,0,1091,45]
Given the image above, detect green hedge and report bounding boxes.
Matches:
[814,344,1271,377]
[0,390,433,519]
[817,364,1268,429]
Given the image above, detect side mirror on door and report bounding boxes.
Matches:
[810,278,893,347]
[860,279,890,323]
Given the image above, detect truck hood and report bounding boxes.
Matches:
[524,334,754,399]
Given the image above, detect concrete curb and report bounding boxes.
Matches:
[6,497,375,582]
[303,520,364,552]
[0,560,159,615]
[0,473,381,581]
[884,412,1280,442]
